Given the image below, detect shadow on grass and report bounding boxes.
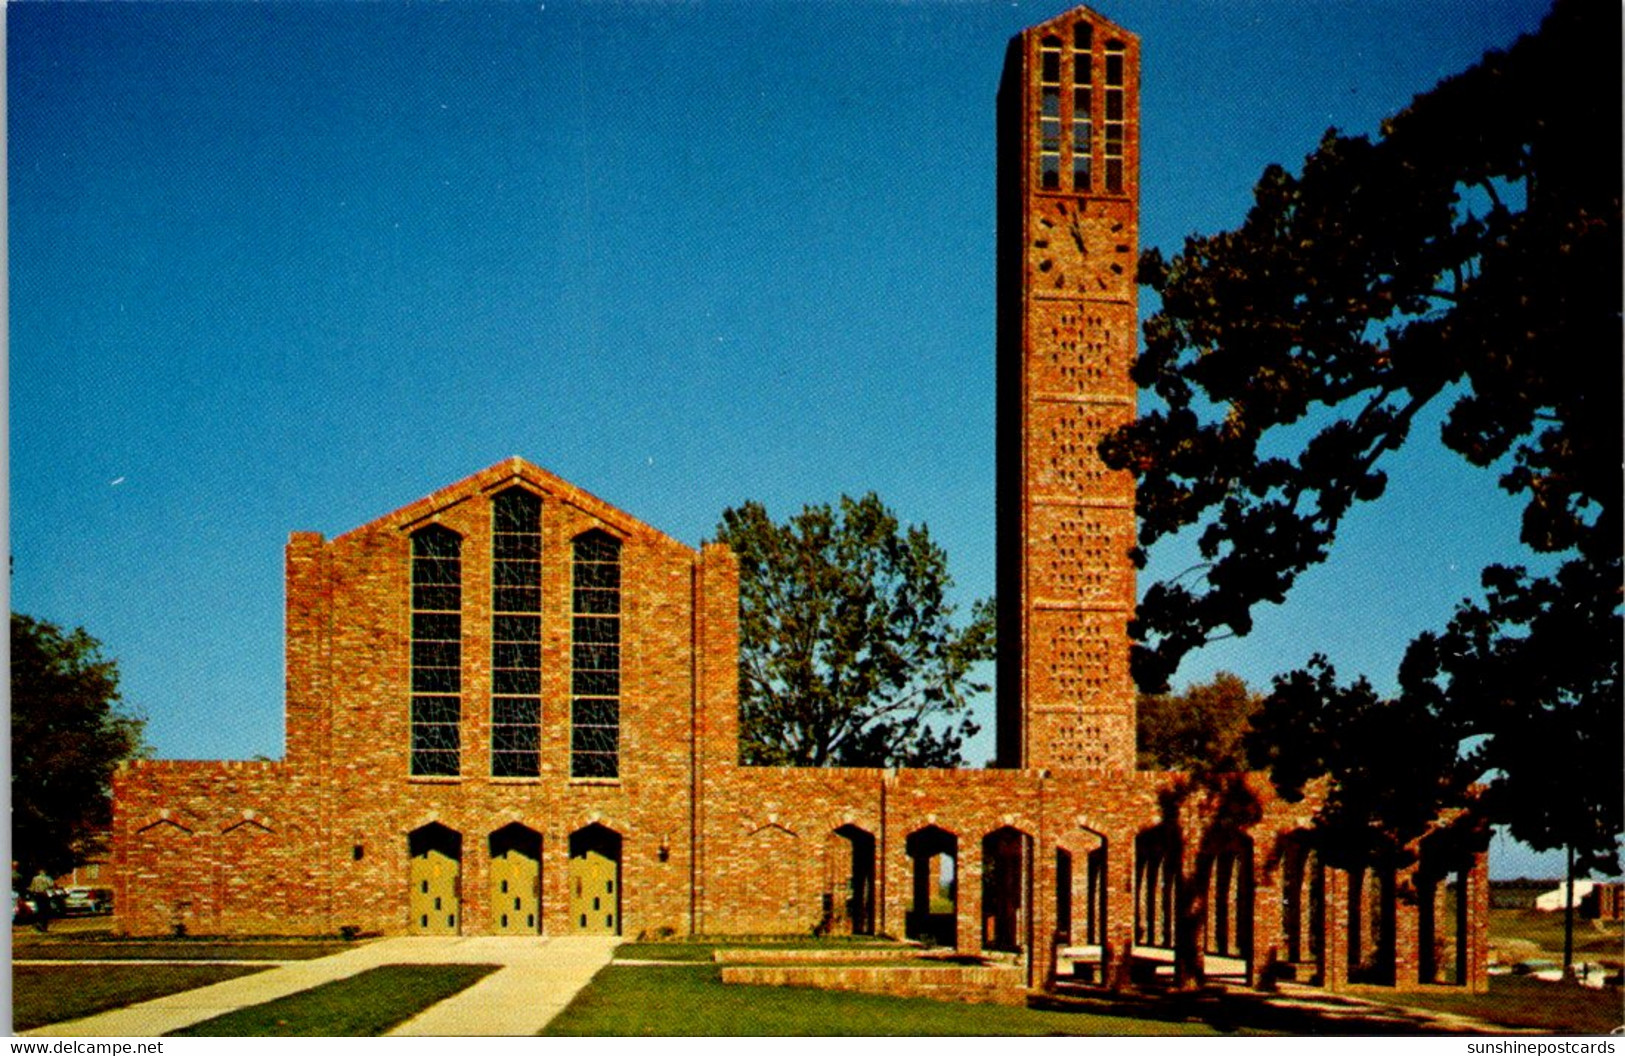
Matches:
[1033,985,1491,1036]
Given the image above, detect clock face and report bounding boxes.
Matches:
[1027,197,1135,299]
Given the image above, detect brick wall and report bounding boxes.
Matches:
[111,452,1482,992]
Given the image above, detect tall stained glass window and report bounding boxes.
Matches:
[570,531,621,778]
[410,525,462,777]
[491,489,542,778]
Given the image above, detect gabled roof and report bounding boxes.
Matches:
[1019,5,1137,45]
[330,456,690,551]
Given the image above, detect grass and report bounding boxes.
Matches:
[13,963,272,1031]
[545,954,1229,1036]
[1489,909,1625,966]
[167,963,499,1037]
[1362,976,1624,1036]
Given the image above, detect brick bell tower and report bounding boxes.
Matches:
[996,7,1140,771]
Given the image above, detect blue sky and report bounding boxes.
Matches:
[11,1,1567,876]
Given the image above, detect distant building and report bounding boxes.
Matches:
[1534,880,1598,912]
[1538,880,1625,921]
[55,857,112,891]
[112,5,1488,996]
[1583,883,1624,921]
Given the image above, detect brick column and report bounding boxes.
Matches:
[1394,865,1422,988]
[1104,824,1136,989]
[1465,850,1491,992]
[958,849,980,954]
[1251,838,1285,989]
[1321,867,1348,990]
[1032,828,1057,989]
[284,532,330,767]
[692,543,739,935]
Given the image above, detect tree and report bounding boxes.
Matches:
[715,494,995,768]
[11,613,147,881]
[1245,657,1483,871]
[1100,0,1620,965]
[1136,671,1259,772]
[1403,560,1621,973]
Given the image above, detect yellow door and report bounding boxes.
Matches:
[490,848,540,934]
[410,847,460,934]
[568,848,619,935]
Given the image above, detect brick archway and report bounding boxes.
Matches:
[828,824,876,936]
[905,825,959,947]
[1055,825,1109,984]
[981,826,1033,954]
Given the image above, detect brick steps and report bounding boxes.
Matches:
[719,961,1028,1005]
[711,946,924,963]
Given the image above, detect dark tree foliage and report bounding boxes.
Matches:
[1404,559,1622,877]
[1102,0,1620,894]
[1103,0,1618,693]
[11,613,147,880]
[1136,671,1259,773]
[1245,657,1483,871]
[715,494,995,768]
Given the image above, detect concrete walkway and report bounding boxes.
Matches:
[23,935,620,1038]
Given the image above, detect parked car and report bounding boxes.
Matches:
[14,888,66,922]
[62,888,113,916]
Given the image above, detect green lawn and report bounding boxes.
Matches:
[1364,977,1625,1036]
[1490,909,1625,965]
[13,964,271,1031]
[167,963,499,1037]
[544,961,1228,1036]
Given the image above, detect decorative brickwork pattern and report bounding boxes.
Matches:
[997,8,1140,774]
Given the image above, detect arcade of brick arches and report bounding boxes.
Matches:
[113,6,1488,994]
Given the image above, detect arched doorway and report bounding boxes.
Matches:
[1418,866,1469,985]
[1348,864,1397,985]
[489,823,542,935]
[1055,827,1108,983]
[828,825,876,936]
[568,824,621,935]
[905,825,958,947]
[1133,825,1179,983]
[1279,834,1325,983]
[1134,826,1178,951]
[1198,838,1254,983]
[408,822,462,935]
[981,826,1032,954]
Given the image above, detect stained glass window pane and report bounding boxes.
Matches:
[571,531,621,778]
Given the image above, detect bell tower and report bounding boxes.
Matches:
[996,7,1140,771]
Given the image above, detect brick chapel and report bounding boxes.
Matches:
[112,6,1489,993]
